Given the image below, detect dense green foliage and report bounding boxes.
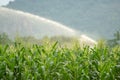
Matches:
[0,42,120,80]
[0,32,120,79]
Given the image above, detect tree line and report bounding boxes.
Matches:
[0,31,120,47]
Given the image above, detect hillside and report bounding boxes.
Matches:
[5,0,120,39]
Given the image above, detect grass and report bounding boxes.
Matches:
[0,42,120,80]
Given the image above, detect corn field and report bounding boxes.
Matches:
[0,42,120,80]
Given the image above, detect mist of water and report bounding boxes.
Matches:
[0,7,97,44]
[8,8,76,33]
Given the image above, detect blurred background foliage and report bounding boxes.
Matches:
[0,31,120,48]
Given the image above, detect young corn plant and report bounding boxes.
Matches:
[0,42,120,80]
